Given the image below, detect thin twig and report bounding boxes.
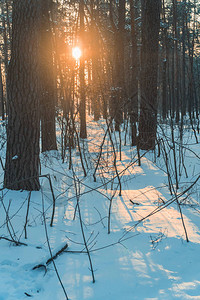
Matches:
[41,188,69,299]
[24,192,31,239]
[73,172,95,283]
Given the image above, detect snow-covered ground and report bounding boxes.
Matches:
[0,119,200,300]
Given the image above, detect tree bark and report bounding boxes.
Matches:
[0,61,5,120]
[139,0,160,150]
[4,0,41,191]
[91,0,101,121]
[130,0,138,146]
[161,0,168,120]
[114,0,125,131]
[40,0,57,152]
[79,0,87,139]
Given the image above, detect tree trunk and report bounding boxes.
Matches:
[114,0,125,131]
[4,0,41,191]
[161,0,168,120]
[79,0,87,139]
[173,0,180,123]
[130,0,138,146]
[181,0,186,117]
[139,0,160,150]
[91,0,101,121]
[40,0,57,152]
[0,61,5,120]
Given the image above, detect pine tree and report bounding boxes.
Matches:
[139,0,161,150]
[4,0,41,190]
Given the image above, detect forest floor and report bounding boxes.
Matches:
[0,119,200,300]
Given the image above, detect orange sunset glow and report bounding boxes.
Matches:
[72,46,82,60]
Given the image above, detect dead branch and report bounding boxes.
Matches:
[0,236,27,246]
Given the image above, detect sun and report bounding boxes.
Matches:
[72,46,82,60]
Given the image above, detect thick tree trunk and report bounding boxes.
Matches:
[139,0,160,150]
[40,0,57,152]
[114,0,125,131]
[130,0,138,146]
[4,0,41,191]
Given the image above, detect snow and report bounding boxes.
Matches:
[12,155,18,160]
[0,119,200,300]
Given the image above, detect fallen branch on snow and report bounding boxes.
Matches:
[32,242,69,271]
[0,236,28,246]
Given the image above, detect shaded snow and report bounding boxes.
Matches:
[0,120,199,300]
